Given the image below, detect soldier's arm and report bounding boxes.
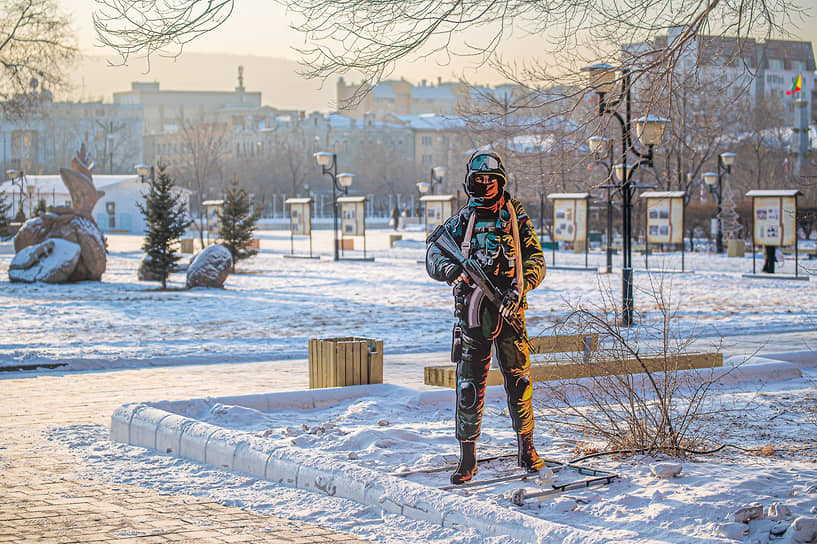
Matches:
[426,211,468,284]
[515,202,546,293]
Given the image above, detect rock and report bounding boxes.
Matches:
[186,244,232,288]
[9,239,81,283]
[14,213,106,281]
[734,505,765,523]
[788,517,817,543]
[48,215,107,281]
[768,502,793,521]
[717,522,750,539]
[649,462,683,479]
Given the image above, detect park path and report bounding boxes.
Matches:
[0,359,372,543]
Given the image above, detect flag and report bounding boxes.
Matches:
[786,74,802,95]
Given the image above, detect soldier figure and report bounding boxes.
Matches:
[426,150,546,485]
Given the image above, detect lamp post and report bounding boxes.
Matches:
[702,151,735,254]
[5,169,25,220]
[135,163,153,183]
[583,63,668,326]
[314,152,354,261]
[588,136,615,274]
[429,166,447,195]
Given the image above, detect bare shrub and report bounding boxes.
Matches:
[534,271,728,455]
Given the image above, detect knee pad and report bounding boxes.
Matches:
[508,374,531,399]
[457,380,478,410]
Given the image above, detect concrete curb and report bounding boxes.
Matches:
[110,385,607,543]
[110,357,814,543]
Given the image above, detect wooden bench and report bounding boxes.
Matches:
[423,333,722,387]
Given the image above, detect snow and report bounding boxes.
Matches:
[4,228,817,543]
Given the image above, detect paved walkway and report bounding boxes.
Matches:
[0,360,370,543]
[1,330,814,543]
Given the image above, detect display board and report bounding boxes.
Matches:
[421,195,456,234]
[642,192,685,244]
[548,193,589,243]
[338,196,366,236]
[752,195,797,247]
[286,198,312,236]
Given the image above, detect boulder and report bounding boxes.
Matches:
[9,238,81,283]
[186,244,232,288]
[13,212,106,281]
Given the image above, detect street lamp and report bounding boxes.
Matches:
[588,136,615,274]
[702,151,735,254]
[429,166,447,195]
[5,169,25,220]
[135,164,152,182]
[583,63,669,326]
[314,151,354,261]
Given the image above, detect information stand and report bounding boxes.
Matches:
[744,189,806,280]
[337,195,374,261]
[420,195,456,236]
[547,193,596,271]
[639,191,687,272]
[285,197,318,259]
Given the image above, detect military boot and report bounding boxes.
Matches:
[517,432,545,472]
[450,440,478,485]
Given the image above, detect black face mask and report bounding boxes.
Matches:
[467,175,502,200]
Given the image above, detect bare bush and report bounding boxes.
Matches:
[534,272,729,455]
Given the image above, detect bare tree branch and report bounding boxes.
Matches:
[0,0,78,98]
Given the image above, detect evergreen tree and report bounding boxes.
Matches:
[137,166,191,289]
[218,175,260,272]
[0,191,11,240]
[34,198,46,217]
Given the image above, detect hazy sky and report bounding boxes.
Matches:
[63,0,817,87]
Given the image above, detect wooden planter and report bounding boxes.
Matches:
[308,337,383,389]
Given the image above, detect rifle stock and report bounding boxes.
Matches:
[428,225,533,352]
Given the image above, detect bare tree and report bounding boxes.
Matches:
[268,125,311,198]
[176,121,228,247]
[0,0,78,98]
[93,0,804,107]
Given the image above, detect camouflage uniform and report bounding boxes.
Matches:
[425,150,546,484]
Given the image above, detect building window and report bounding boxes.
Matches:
[768,58,784,71]
[422,154,433,165]
[422,135,433,146]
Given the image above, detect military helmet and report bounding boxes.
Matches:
[464,150,507,203]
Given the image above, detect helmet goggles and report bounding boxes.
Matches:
[469,154,501,172]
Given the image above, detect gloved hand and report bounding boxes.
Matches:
[499,284,520,319]
[444,262,464,285]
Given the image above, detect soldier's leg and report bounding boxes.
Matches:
[494,324,544,471]
[451,327,491,485]
[455,328,492,441]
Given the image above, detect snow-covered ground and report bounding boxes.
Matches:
[4,228,817,543]
[1,228,815,370]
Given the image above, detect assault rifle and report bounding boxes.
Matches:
[427,224,533,353]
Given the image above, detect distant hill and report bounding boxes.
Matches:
[69,53,337,112]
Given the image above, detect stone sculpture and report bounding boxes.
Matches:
[8,238,81,283]
[186,244,231,288]
[10,144,107,282]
